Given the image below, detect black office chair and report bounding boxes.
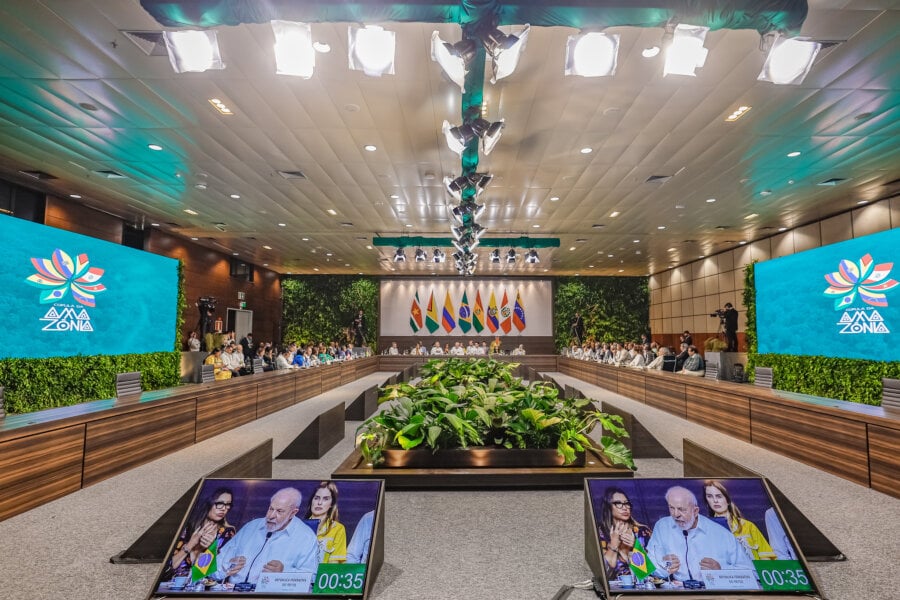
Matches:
[754,367,774,388]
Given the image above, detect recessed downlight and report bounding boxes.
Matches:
[580,147,593,154]
[183,208,198,215]
[230,194,241,199]
[706,198,716,203]
[364,144,377,152]
[148,143,163,151]
[550,196,559,202]
[278,222,287,227]
[326,209,337,215]
[69,194,82,199]
[609,211,620,218]
[787,151,801,157]
[641,46,660,58]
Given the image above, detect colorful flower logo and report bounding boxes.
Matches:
[25,249,106,307]
[823,253,898,310]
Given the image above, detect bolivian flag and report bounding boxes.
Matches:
[425,291,440,333]
[458,290,472,333]
[442,291,456,332]
[487,290,499,333]
[472,290,485,332]
[513,289,526,331]
[191,537,218,582]
[410,291,423,333]
[499,290,512,333]
[628,537,656,581]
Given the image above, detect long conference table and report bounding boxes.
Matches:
[1,355,897,522]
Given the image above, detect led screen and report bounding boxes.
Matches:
[585,478,818,596]
[755,227,900,361]
[0,214,178,359]
[149,479,383,598]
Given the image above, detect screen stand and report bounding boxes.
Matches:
[276,402,345,459]
[682,438,845,561]
[602,400,673,459]
[345,385,378,421]
[110,439,273,564]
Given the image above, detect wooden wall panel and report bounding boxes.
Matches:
[617,370,645,403]
[195,387,257,442]
[686,387,751,443]
[296,371,322,401]
[595,366,618,392]
[868,424,900,498]
[645,376,687,418]
[751,399,869,486]
[83,402,196,486]
[0,425,85,521]
[256,375,295,418]
[354,357,377,377]
[320,364,342,391]
[45,196,122,243]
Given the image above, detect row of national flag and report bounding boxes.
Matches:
[410,289,526,334]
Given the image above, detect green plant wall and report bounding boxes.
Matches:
[0,261,185,414]
[281,276,379,348]
[744,261,899,406]
[554,277,649,349]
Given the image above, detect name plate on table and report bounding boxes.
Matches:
[256,571,314,593]
[700,569,760,590]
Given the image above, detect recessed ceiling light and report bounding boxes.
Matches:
[191,237,198,241]
[230,193,241,199]
[609,211,620,218]
[739,241,747,245]
[744,213,759,220]
[194,183,207,190]
[706,198,716,203]
[313,267,319,272]
[668,247,676,252]
[405,223,413,227]
[607,254,614,258]
[533,224,540,228]
[778,227,787,231]
[183,208,198,215]
[787,151,801,157]
[232,252,239,256]
[390,194,399,199]
[148,143,163,151]
[69,194,81,199]
[151,222,159,227]
[580,147,593,154]
[725,105,752,122]
[326,252,333,256]
[366,245,373,249]
[856,200,868,205]
[633,239,640,243]
[263,245,272,250]
[550,196,559,202]
[278,222,287,227]
[301,237,309,241]
[618,269,624,273]
[760,190,772,197]
[569,246,576,251]
[657,225,666,230]
[326,209,337,215]
[364,145,377,152]
[675,204,686,209]
[699,255,705,258]
[263,263,268,266]
[641,46,660,58]
[589,265,594,268]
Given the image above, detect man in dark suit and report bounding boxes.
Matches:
[570,311,584,345]
[723,303,739,351]
[239,332,255,357]
[351,310,367,347]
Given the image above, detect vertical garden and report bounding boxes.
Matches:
[281,276,379,348]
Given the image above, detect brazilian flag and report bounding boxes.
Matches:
[629,537,656,581]
[191,538,218,582]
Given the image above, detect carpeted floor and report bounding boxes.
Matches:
[0,371,895,600]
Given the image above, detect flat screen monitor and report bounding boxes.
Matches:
[584,478,822,598]
[148,478,384,599]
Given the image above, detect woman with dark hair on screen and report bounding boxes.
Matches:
[164,487,236,580]
[703,479,777,560]
[304,481,347,563]
[597,486,652,578]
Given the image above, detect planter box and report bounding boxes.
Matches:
[381,447,585,468]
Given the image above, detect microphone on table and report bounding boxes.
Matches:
[233,531,273,592]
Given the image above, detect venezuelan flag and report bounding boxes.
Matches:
[499,290,512,333]
[487,290,499,333]
[472,290,485,332]
[628,537,656,581]
[513,289,526,331]
[425,291,440,333]
[410,290,423,332]
[458,290,472,333]
[442,291,456,332]
[191,538,218,582]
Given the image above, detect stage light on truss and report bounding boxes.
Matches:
[490,248,501,263]
[451,200,485,224]
[431,31,477,92]
[565,31,619,77]
[433,248,446,263]
[525,249,540,263]
[480,119,504,154]
[414,248,427,262]
[506,248,518,263]
[163,30,224,73]
[443,118,505,156]
[663,24,709,77]
[272,21,316,78]
[758,35,821,85]
[392,247,406,262]
[349,25,395,77]
[484,24,530,83]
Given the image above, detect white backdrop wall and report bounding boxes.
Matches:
[380,279,553,337]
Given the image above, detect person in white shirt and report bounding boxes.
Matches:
[387,342,399,355]
[646,347,670,370]
[274,350,293,370]
[430,342,444,355]
[511,344,526,356]
[450,342,466,356]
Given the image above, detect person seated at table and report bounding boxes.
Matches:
[387,342,400,355]
[163,487,236,581]
[346,510,375,564]
[511,343,526,356]
[430,341,444,355]
[204,347,232,380]
[597,486,653,580]
[646,346,670,370]
[679,345,705,376]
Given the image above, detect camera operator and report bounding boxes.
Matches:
[722,302,738,351]
[570,311,585,346]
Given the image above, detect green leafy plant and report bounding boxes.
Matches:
[357,358,634,469]
[703,337,728,352]
[554,277,649,349]
[282,275,378,350]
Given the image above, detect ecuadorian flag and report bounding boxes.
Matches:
[628,537,656,581]
[442,291,456,332]
[472,290,485,332]
[487,290,499,333]
[425,291,440,333]
[458,291,472,333]
[191,537,218,582]
[513,289,526,331]
[410,291,423,332]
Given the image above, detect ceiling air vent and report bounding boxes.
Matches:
[214,223,228,232]
[121,30,168,56]
[94,170,126,179]
[818,178,847,186]
[19,170,56,180]
[645,174,673,184]
[278,170,307,180]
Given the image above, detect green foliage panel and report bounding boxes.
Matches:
[0,352,181,413]
[554,277,649,349]
[282,276,378,348]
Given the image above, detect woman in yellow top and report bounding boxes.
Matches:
[305,481,347,563]
[203,347,232,380]
[489,336,501,354]
[703,479,777,560]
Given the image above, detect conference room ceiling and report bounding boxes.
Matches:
[0,1,897,276]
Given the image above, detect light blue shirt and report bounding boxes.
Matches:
[215,517,319,583]
[646,514,754,582]
[346,510,375,563]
